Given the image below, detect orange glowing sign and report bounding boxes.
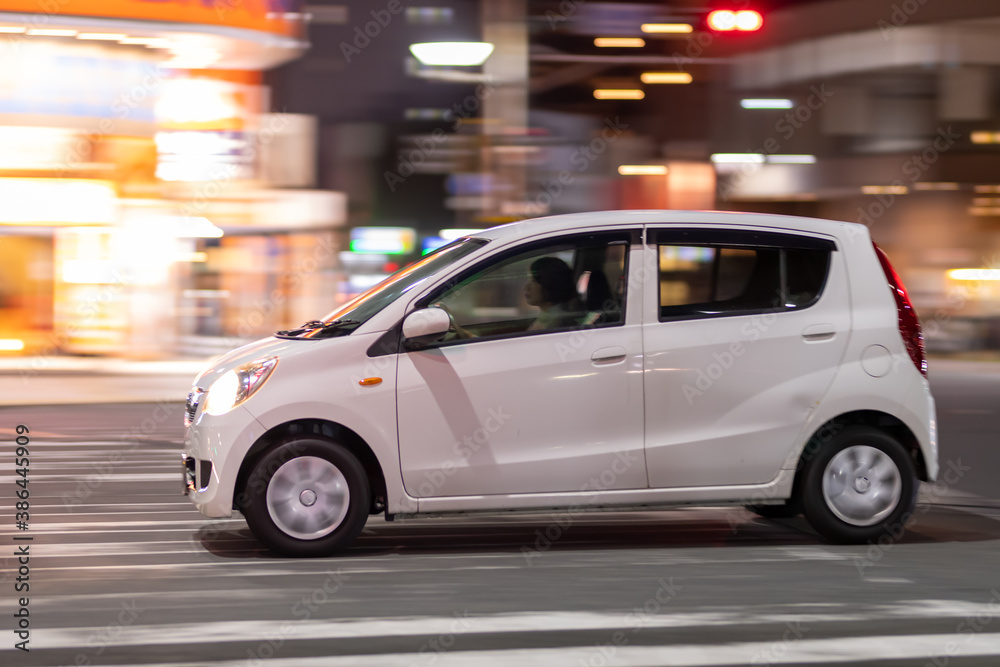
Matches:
[0,0,303,38]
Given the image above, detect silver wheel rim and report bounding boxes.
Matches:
[265,456,350,540]
[822,445,902,527]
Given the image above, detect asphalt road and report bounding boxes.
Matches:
[2,362,1000,666]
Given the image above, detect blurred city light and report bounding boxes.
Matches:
[640,24,693,34]
[971,132,1000,144]
[711,153,765,163]
[0,340,25,351]
[409,42,494,66]
[440,229,481,241]
[618,165,669,175]
[594,89,645,100]
[707,10,763,31]
[948,269,1000,281]
[641,72,692,84]
[767,155,817,164]
[740,98,793,109]
[77,33,127,41]
[594,37,646,47]
[862,185,909,195]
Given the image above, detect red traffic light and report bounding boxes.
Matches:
[707,10,763,31]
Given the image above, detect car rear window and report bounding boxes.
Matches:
[656,236,832,321]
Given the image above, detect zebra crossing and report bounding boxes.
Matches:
[3,406,1000,666]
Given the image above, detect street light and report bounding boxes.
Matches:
[409,42,495,66]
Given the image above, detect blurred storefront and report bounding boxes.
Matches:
[0,0,347,358]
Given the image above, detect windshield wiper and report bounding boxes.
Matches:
[275,319,359,337]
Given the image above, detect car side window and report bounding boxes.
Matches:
[657,238,831,321]
[423,233,629,342]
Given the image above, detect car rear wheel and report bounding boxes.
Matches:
[242,436,370,557]
[800,426,917,544]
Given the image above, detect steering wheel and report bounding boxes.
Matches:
[433,303,473,340]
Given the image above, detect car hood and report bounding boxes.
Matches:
[191,336,305,389]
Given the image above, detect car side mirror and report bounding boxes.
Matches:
[401,307,451,349]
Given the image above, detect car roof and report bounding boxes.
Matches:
[472,209,860,242]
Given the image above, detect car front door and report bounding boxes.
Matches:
[395,230,647,498]
[642,226,851,488]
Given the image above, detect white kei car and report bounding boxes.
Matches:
[182,210,937,556]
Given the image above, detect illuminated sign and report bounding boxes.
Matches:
[349,227,416,255]
[0,0,304,38]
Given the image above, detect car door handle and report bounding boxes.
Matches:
[802,324,836,342]
[591,346,627,365]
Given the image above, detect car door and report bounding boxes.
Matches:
[642,226,851,488]
[396,229,647,497]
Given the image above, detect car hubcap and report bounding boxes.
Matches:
[266,456,350,540]
[822,445,902,527]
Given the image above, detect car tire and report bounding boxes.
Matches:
[745,502,800,519]
[241,436,370,557]
[800,426,917,544]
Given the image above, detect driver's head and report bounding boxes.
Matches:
[527,257,576,307]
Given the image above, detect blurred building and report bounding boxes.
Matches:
[0,0,346,358]
[5,0,1000,357]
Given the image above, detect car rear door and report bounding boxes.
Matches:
[642,226,851,488]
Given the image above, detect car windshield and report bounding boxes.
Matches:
[277,237,488,339]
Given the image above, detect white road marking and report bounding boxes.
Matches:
[11,603,1000,651]
[78,633,1000,667]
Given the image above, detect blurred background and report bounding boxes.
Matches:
[1,0,999,360]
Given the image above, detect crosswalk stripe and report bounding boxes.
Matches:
[12,604,1000,650]
[85,633,1000,667]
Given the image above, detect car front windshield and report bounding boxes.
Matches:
[282,238,487,339]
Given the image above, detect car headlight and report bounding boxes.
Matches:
[204,357,279,416]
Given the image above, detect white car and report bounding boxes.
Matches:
[182,210,937,556]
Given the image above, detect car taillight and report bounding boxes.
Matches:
[873,243,927,377]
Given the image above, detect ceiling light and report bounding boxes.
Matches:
[767,155,816,164]
[741,99,793,109]
[594,37,645,47]
[641,24,693,34]
[861,185,908,195]
[710,153,765,164]
[913,182,960,190]
[641,72,692,84]
[409,42,494,66]
[593,89,645,100]
[971,131,1000,144]
[0,27,26,34]
[618,165,668,175]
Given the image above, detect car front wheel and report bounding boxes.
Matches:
[800,426,917,544]
[242,436,370,557]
